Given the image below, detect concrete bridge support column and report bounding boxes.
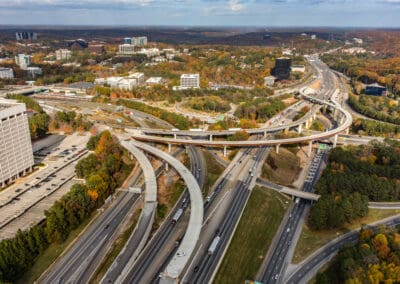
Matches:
[209,134,213,141]
[305,119,309,129]
[333,134,338,148]
[223,145,227,157]
[308,141,313,157]
[168,143,172,153]
[264,131,267,138]
[298,124,302,134]
[174,133,177,139]
[275,144,280,154]
[165,162,169,171]
[313,112,317,120]
[346,128,350,135]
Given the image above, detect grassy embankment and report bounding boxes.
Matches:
[262,147,301,187]
[214,186,289,283]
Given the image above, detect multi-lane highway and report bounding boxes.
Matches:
[187,146,269,283]
[258,149,327,284]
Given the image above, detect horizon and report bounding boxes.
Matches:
[0,0,400,27]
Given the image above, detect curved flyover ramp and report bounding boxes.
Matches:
[101,141,158,284]
[129,140,204,284]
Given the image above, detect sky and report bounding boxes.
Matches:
[0,0,400,27]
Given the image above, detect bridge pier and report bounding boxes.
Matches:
[168,143,172,153]
[313,112,317,120]
[305,120,309,129]
[264,131,267,138]
[346,128,349,135]
[298,124,302,134]
[223,145,227,157]
[174,133,177,139]
[209,134,213,141]
[275,144,280,154]
[333,134,338,148]
[307,141,313,157]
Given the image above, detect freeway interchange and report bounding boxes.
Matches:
[38,54,380,284]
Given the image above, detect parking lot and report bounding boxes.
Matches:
[0,133,89,240]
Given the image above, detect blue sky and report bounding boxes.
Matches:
[0,0,399,27]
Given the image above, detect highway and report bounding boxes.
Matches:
[118,142,205,284]
[185,146,269,283]
[100,142,157,284]
[258,149,327,284]
[285,215,400,284]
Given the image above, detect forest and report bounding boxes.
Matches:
[234,97,287,121]
[309,144,400,230]
[0,131,133,283]
[317,226,400,283]
[352,118,400,138]
[349,94,400,125]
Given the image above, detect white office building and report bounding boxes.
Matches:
[0,67,14,79]
[128,72,145,84]
[15,54,31,69]
[132,36,147,46]
[0,99,34,188]
[118,44,136,55]
[55,49,72,61]
[180,74,200,89]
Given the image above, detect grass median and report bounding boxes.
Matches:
[214,186,289,283]
[202,149,224,197]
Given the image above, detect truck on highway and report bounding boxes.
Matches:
[171,128,180,131]
[228,128,242,131]
[189,128,203,132]
[208,236,221,255]
[171,208,183,224]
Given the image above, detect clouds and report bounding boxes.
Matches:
[0,0,399,26]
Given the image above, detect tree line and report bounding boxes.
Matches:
[0,131,134,282]
[317,226,400,283]
[309,144,400,230]
[234,97,286,121]
[118,99,191,130]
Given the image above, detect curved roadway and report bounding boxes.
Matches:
[129,140,204,283]
[130,93,352,147]
[101,141,157,283]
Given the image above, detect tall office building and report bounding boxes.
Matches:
[271,57,291,81]
[15,32,37,41]
[15,54,31,69]
[0,99,34,188]
[180,74,200,89]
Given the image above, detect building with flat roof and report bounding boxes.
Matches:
[15,54,31,69]
[55,49,72,61]
[365,83,387,96]
[271,57,291,81]
[16,32,37,41]
[264,76,276,87]
[146,77,164,85]
[0,99,34,188]
[0,67,14,79]
[118,44,136,55]
[123,36,148,46]
[180,74,200,89]
[88,44,105,54]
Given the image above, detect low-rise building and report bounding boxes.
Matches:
[146,77,164,85]
[26,67,42,77]
[180,74,200,89]
[0,67,14,79]
[291,65,306,73]
[118,44,136,55]
[128,72,145,84]
[88,44,105,54]
[365,83,387,96]
[264,76,276,87]
[136,48,160,57]
[55,49,72,61]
